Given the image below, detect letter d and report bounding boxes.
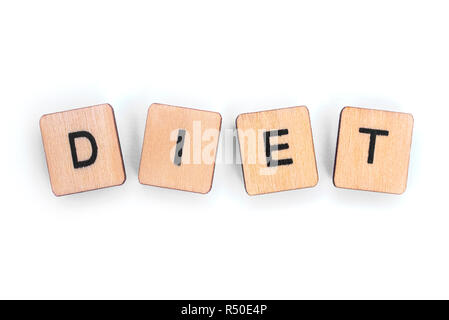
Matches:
[68,131,98,169]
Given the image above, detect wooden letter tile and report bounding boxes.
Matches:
[138,103,222,194]
[40,104,126,196]
[333,107,414,194]
[236,106,318,195]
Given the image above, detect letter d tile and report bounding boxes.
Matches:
[40,104,126,196]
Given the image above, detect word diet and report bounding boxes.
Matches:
[40,103,414,196]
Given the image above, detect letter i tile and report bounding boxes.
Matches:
[236,106,319,195]
[40,104,126,196]
[138,103,222,194]
[333,107,414,194]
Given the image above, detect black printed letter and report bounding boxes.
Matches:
[174,129,186,166]
[359,128,389,164]
[263,129,293,167]
[68,131,98,169]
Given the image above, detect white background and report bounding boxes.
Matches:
[0,0,448,299]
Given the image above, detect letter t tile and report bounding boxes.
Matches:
[333,106,414,194]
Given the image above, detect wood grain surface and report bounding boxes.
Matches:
[40,104,126,196]
[236,106,318,195]
[138,103,222,194]
[333,106,414,194]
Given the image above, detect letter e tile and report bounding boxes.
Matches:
[236,106,318,195]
